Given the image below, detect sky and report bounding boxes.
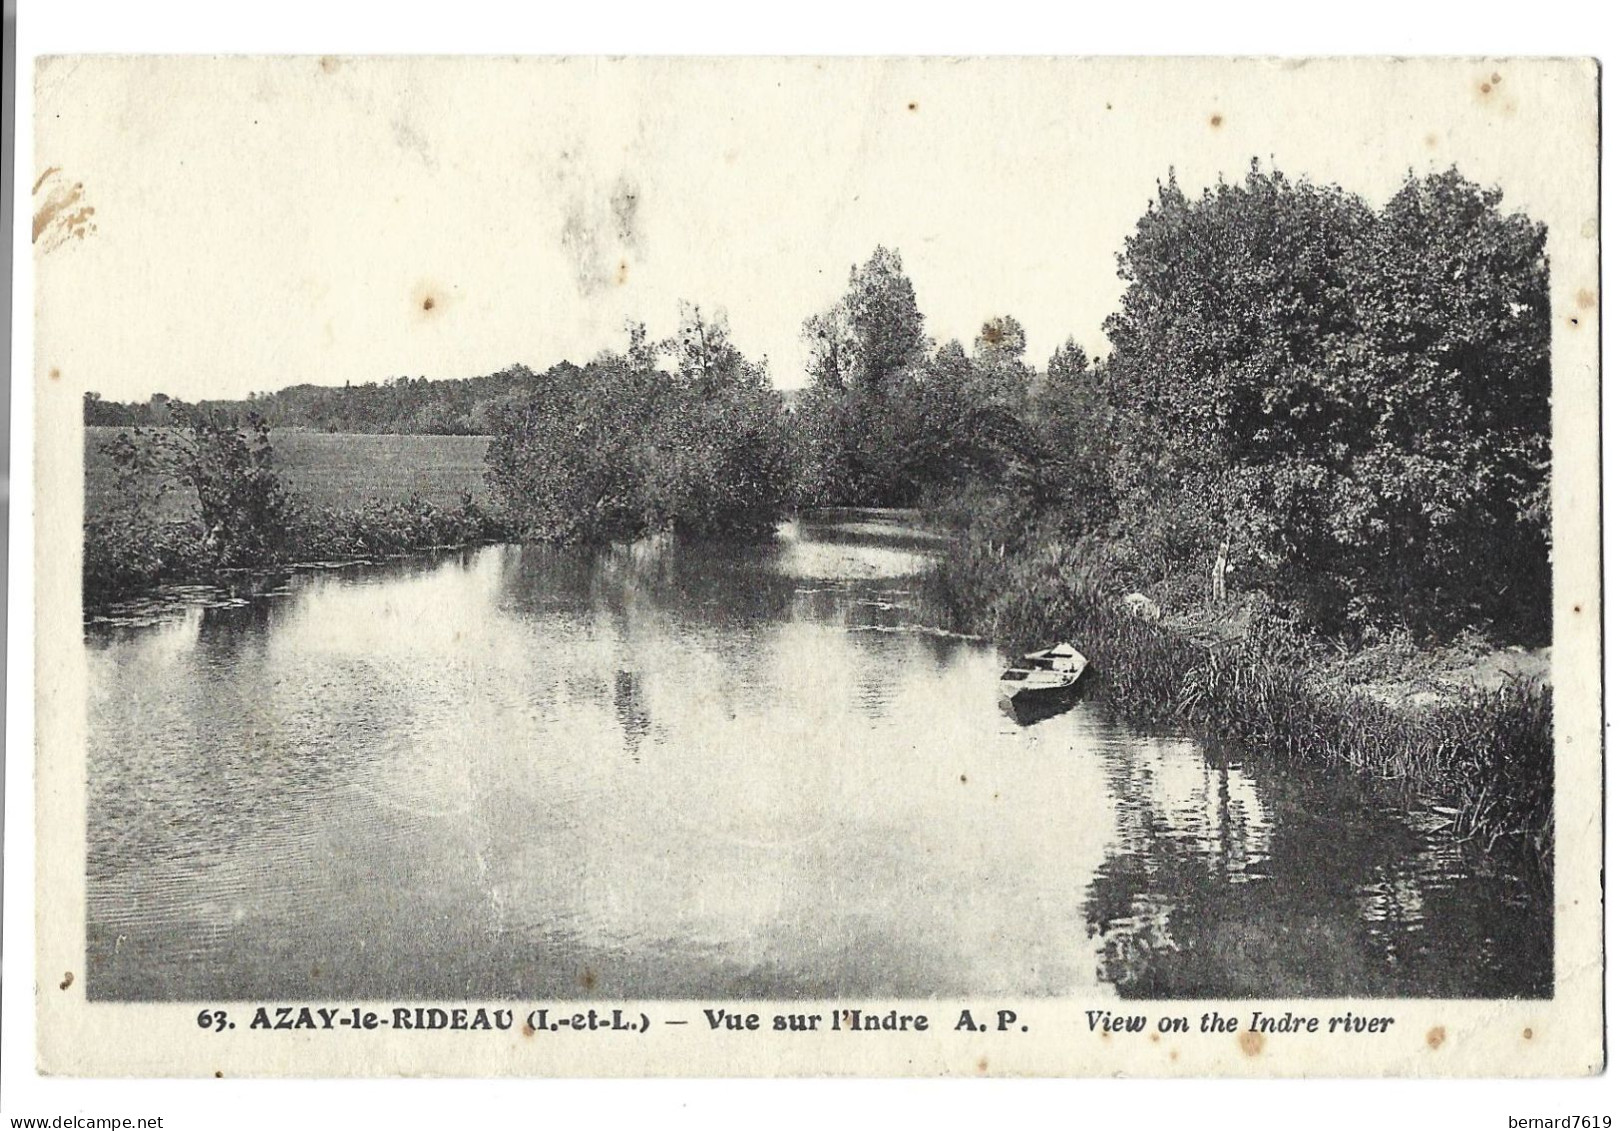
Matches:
[33,57,1597,401]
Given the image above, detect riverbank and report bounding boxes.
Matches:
[83,493,512,611]
[920,537,1554,880]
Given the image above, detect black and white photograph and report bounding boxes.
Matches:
[22,53,1601,1081]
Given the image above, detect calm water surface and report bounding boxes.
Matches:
[86,513,1551,1000]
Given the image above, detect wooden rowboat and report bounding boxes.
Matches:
[998,642,1089,702]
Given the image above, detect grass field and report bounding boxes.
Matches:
[85,428,493,517]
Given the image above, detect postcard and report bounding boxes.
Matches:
[31,55,1601,1077]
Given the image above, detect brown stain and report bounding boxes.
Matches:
[1209,114,1224,128]
[959,774,968,784]
[1105,102,1113,110]
[311,964,321,979]
[1169,1049,1179,1061]
[1238,1031,1264,1057]
[32,169,97,249]
[1475,72,1515,114]
[975,1056,988,1074]
[977,320,1005,347]
[522,1020,536,1037]
[59,971,74,991]
[33,165,60,194]
[617,260,630,286]
[319,56,341,74]
[1574,604,1582,614]
[49,367,61,382]
[1424,133,1439,149]
[1426,1026,1446,1049]
[1149,1032,1160,1043]
[1576,288,1596,309]
[1523,1027,1534,1041]
[907,101,919,112]
[413,283,451,320]
[579,968,598,992]
[214,1071,224,1079]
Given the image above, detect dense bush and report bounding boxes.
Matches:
[83,514,208,608]
[485,309,792,545]
[283,492,510,562]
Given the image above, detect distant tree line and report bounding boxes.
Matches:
[84,365,542,434]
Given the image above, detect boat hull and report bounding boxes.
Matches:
[998,673,1085,702]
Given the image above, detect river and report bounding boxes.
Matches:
[85,511,1551,1001]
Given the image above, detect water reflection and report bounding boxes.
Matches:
[1085,737,1550,998]
[1000,689,1086,728]
[85,514,1550,1001]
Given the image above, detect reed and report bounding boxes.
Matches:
[919,538,1554,876]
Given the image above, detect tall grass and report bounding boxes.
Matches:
[920,539,1554,877]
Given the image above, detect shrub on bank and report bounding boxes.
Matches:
[83,515,210,608]
[85,493,511,608]
[283,492,511,562]
[486,314,793,546]
[85,491,512,610]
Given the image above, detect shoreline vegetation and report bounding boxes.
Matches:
[917,539,1551,879]
[83,416,511,610]
[85,160,1554,877]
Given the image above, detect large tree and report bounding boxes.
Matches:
[1025,339,1116,536]
[795,247,930,505]
[1321,169,1551,635]
[484,359,656,544]
[1103,161,1550,637]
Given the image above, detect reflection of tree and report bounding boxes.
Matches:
[196,595,277,649]
[497,538,797,632]
[1084,739,1552,998]
[613,670,652,760]
[788,513,944,555]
